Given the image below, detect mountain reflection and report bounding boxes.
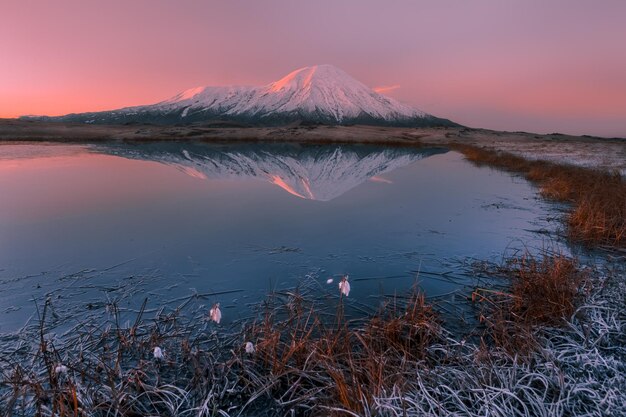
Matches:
[94,142,446,201]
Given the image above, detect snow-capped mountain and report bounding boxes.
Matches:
[94,142,446,201]
[26,65,456,127]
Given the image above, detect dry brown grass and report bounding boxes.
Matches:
[507,253,588,324]
[3,261,622,416]
[453,144,626,248]
[241,291,442,414]
[473,251,589,355]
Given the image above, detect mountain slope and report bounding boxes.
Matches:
[24,65,457,127]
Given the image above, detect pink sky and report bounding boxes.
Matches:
[1,0,625,137]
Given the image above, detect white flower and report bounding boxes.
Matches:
[153,346,164,360]
[245,342,255,354]
[210,303,222,324]
[54,364,68,375]
[339,275,350,297]
[326,278,334,284]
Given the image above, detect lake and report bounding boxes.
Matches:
[0,142,561,332]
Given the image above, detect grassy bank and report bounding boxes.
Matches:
[450,144,626,248]
[1,251,623,416]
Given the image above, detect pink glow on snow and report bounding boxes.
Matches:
[300,178,314,200]
[179,166,208,180]
[369,176,393,184]
[268,174,315,200]
[171,87,206,102]
[268,67,317,92]
[268,175,308,200]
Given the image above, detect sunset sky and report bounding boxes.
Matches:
[1,0,625,137]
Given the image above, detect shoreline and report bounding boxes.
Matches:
[2,119,625,174]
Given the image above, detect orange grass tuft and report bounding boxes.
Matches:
[473,251,589,355]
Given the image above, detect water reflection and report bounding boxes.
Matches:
[96,143,446,201]
[0,142,560,332]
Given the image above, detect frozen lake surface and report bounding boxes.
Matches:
[0,142,562,332]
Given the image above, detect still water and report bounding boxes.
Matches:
[0,142,560,331]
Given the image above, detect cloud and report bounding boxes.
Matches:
[373,84,401,94]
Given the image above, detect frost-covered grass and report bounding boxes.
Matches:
[0,252,623,416]
[373,269,626,417]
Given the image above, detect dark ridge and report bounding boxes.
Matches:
[21,108,460,128]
